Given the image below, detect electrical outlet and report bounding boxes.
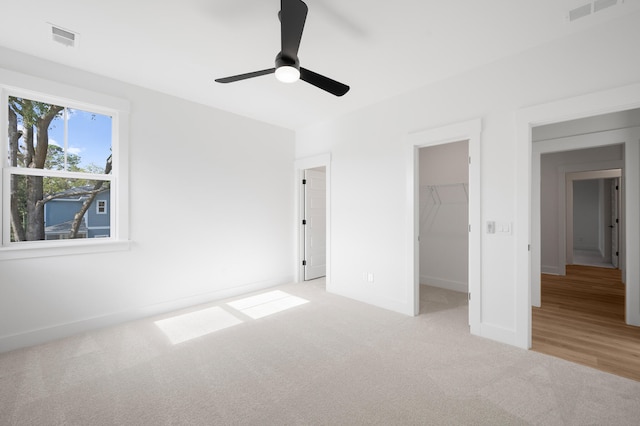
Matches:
[367,273,374,283]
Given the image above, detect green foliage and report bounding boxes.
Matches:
[45,144,81,171]
[9,96,63,127]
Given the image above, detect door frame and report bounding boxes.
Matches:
[565,169,622,267]
[515,82,640,349]
[406,118,482,334]
[295,154,331,285]
[553,161,624,277]
[302,167,327,280]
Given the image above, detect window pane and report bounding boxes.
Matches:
[67,108,113,173]
[7,97,112,174]
[8,97,64,169]
[10,174,111,242]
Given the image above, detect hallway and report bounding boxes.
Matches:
[533,265,640,381]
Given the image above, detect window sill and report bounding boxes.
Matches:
[0,239,130,261]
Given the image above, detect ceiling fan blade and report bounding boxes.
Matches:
[280,0,308,59]
[300,68,350,97]
[215,68,275,83]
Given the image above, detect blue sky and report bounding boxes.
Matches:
[48,108,112,171]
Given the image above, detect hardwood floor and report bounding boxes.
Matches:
[532,265,640,381]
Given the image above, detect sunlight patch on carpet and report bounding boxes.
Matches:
[227,290,309,319]
[155,306,243,344]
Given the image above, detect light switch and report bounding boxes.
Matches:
[487,221,495,234]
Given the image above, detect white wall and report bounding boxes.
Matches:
[419,141,468,292]
[0,47,295,352]
[296,11,640,345]
[573,180,600,250]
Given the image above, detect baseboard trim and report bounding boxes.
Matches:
[420,275,468,293]
[480,322,519,348]
[327,285,414,316]
[541,265,561,275]
[0,276,293,353]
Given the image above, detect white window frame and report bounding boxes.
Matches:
[96,199,107,215]
[0,68,130,260]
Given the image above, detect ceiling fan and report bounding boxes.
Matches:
[215,0,350,97]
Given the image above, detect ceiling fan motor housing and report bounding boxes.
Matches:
[275,52,300,70]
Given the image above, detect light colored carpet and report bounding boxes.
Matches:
[2,280,640,425]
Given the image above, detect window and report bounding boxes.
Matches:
[96,200,107,214]
[1,70,129,259]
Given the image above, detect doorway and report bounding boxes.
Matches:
[406,119,481,334]
[517,91,640,348]
[566,170,622,269]
[295,154,331,287]
[418,141,469,312]
[535,141,630,368]
[302,167,326,281]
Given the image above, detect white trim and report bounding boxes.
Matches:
[560,164,623,272]
[406,118,482,335]
[96,199,107,215]
[0,67,129,114]
[294,154,331,287]
[0,239,129,260]
[1,167,113,181]
[420,275,467,293]
[0,67,129,260]
[565,168,622,265]
[516,82,640,349]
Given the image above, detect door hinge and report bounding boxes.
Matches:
[302,260,307,266]
[616,251,619,256]
[302,219,307,225]
[468,224,471,232]
[616,185,619,190]
[528,244,531,252]
[302,179,307,185]
[468,293,471,301]
[468,156,471,164]
[616,218,619,223]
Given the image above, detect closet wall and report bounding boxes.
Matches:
[419,141,469,292]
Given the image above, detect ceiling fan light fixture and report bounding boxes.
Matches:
[275,65,300,83]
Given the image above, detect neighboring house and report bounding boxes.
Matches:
[44,186,110,239]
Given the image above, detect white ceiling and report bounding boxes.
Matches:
[1,0,639,130]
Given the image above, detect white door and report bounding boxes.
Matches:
[304,168,326,280]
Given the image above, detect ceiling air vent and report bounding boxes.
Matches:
[568,0,621,22]
[51,25,77,47]
[594,0,618,13]
[568,3,592,21]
